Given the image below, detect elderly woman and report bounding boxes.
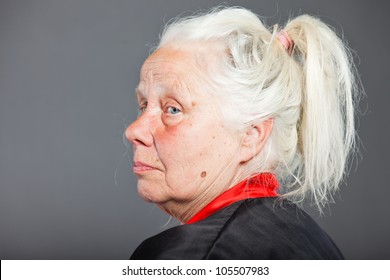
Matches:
[126,7,358,259]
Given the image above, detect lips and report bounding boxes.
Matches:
[133,161,157,173]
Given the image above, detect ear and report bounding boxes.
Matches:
[239,118,273,163]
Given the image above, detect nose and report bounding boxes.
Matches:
[125,114,154,147]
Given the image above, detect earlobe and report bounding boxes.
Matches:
[240,118,273,163]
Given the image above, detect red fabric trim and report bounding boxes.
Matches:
[186,173,279,224]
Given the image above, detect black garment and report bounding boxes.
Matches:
[130,198,344,259]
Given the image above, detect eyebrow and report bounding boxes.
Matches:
[135,85,144,99]
[134,79,189,102]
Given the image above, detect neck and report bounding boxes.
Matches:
[158,173,241,223]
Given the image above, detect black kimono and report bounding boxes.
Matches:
[130,173,344,260]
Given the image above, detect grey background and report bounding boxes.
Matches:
[0,0,389,259]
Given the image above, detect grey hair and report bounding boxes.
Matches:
[156,6,361,211]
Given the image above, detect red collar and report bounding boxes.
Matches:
[186,173,279,224]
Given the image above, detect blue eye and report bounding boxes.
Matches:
[137,102,147,116]
[167,106,181,115]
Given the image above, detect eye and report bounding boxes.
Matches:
[166,106,181,115]
[138,102,147,115]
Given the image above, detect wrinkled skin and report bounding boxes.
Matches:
[125,46,271,222]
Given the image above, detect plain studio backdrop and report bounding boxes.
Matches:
[0,0,389,260]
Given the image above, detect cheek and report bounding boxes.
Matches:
[155,123,198,157]
[153,125,211,194]
[158,130,202,176]
[151,120,239,201]
[157,123,216,161]
[157,121,235,166]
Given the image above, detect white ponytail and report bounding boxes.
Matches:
[157,7,360,211]
[280,15,359,209]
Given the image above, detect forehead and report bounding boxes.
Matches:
[136,43,225,101]
[139,47,199,86]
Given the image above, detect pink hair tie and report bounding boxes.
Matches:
[277,30,294,56]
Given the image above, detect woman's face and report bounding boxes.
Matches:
[125,46,242,220]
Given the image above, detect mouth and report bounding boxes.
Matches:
[133,161,157,174]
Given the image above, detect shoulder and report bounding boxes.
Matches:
[206,198,344,259]
[130,199,243,259]
[130,198,343,259]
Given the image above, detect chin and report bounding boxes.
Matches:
[137,187,154,202]
[137,183,167,204]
